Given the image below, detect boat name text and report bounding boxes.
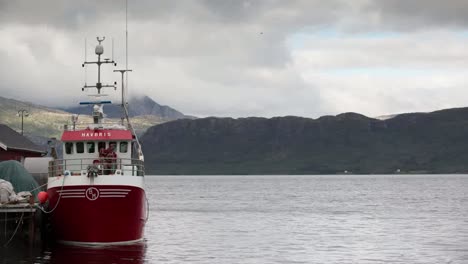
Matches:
[81,132,111,137]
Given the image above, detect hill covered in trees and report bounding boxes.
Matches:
[141,107,468,175]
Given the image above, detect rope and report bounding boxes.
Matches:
[0,215,33,222]
[123,104,144,161]
[3,211,24,247]
[36,175,66,214]
[29,176,62,193]
[29,182,49,193]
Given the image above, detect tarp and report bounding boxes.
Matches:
[0,160,39,200]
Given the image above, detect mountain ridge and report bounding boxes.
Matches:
[4,95,468,175]
[140,107,468,175]
[0,95,185,138]
[61,95,191,120]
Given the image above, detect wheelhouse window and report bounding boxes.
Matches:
[87,142,95,153]
[76,142,84,154]
[65,142,74,154]
[98,142,106,153]
[120,142,128,153]
[110,141,117,152]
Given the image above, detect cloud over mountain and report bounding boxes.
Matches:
[1,1,468,118]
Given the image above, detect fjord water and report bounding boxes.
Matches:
[3,175,468,263]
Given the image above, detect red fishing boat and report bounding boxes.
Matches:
[46,37,146,245]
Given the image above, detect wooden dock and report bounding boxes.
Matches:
[0,203,39,246]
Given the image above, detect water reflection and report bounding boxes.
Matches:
[45,242,147,264]
[3,176,468,263]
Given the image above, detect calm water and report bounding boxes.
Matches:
[2,175,468,263]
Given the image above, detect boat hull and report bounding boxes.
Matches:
[46,176,146,245]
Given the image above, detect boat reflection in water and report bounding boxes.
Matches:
[47,242,147,264]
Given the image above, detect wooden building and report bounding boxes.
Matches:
[0,124,46,162]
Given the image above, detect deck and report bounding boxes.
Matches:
[0,202,39,246]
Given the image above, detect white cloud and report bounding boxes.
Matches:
[1,1,468,118]
[293,31,468,116]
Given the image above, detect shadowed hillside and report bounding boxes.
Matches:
[141,107,468,174]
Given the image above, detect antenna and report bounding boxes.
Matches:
[84,38,87,61]
[97,36,105,45]
[113,0,143,161]
[126,0,128,73]
[114,69,132,125]
[112,37,114,62]
[82,37,117,94]
[84,38,87,85]
[114,0,132,123]
[125,0,130,103]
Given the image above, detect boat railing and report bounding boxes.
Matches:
[48,158,144,177]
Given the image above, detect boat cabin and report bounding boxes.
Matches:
[54,128,143,176]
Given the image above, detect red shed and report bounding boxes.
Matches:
[0,124,46,162]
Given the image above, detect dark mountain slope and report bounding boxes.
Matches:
[141,108,468,174]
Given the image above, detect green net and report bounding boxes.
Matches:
[0,160,40,199]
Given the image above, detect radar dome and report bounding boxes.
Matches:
[95,45,104,55]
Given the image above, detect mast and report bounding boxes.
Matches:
[82,37,117,95]
[116,0,144,161]
[81,37,117,125]
[113,69,132,125]
[114,0,132,126]
[126,0,129,95]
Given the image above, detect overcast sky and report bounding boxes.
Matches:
[2,0,468,118]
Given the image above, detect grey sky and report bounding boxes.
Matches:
[1,1,468,118]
